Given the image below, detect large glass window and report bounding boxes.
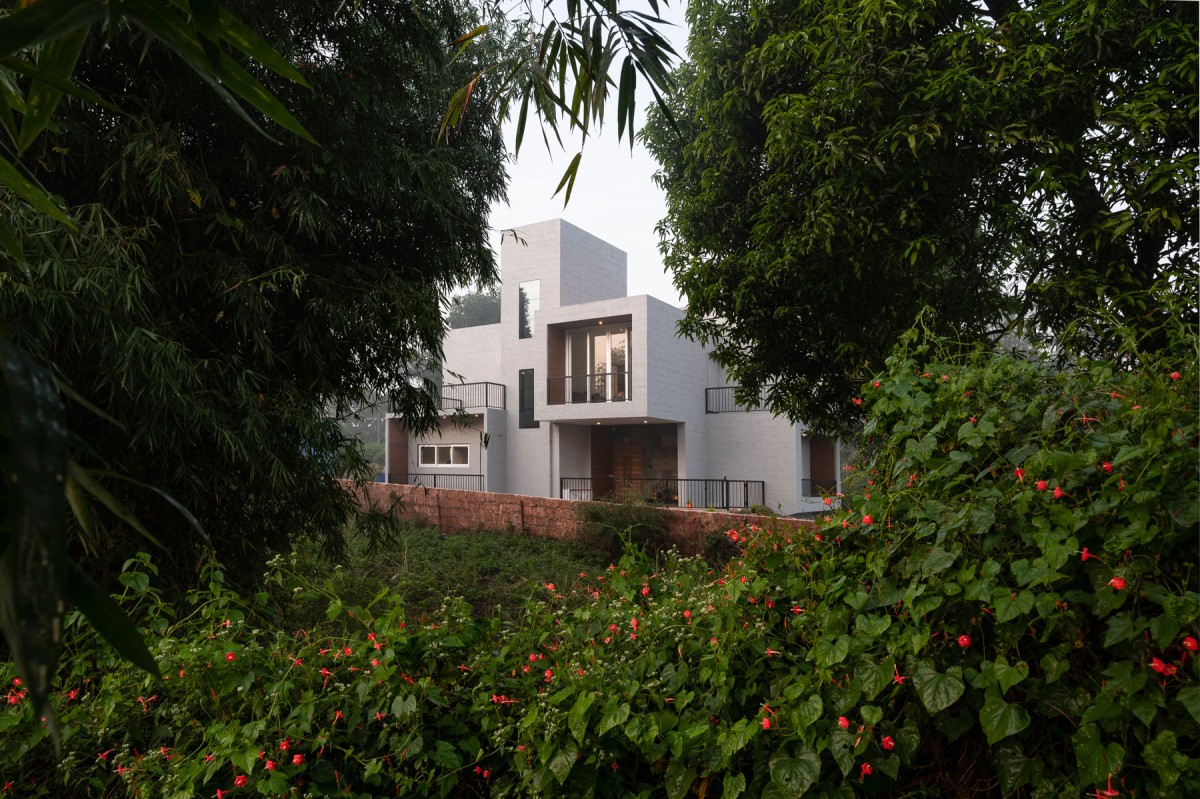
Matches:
[566,325,630,402]
[519,280,540,339]
[418,444,469,466]
[519,369,539,428]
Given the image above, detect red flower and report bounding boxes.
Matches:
[957,635,972,648]
[860,763,873,778]
[1013,468,1025,482]
[762,716,771,730]
[862,515,873,526]
[1053,486,1066,499]
[1183,636,1199,652]
[1150,657,1177,676]
[641,585,650,596]
[837,716,850,729]
[881,736,895,750]
[1081,548,1093,561]
[1170,371,1181,381]
[225,652,236,662]
[293,754,304,766]
[872,381,880,388]
[544,669,553,682]
[279,740,290,752]
[1109,576,1127,591]
[234,775,247,787]
[1036,480,1048,492]
[1101,462,1113,473]
[630,618,639,631]
[265,760,276,771]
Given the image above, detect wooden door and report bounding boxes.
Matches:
[612,443,643,500]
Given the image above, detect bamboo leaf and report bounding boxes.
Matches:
[553,151,582,206]
[66,461,165,549]
[0,334,69,722]
[617,55,635,146]
[0,150,71,222]
[17,27,88,152]
[187,0,222,68]
[1,55,116,113]
[0,0,103,58]
[65,562,160,677]
[166,0,309,87]
[90,469,207,543]
[449,23,487,48]
[124,0,315,144]
[514,92,530,155]
[187,0,220,44]
[0,215,25,265]
[55,376,125,430]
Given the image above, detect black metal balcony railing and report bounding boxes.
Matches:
[560,477,765,511]
[801,478,839,497]
[547,372,632,405]
[438,382,506,411]
[403,472,485,491]
[705,385,774,413]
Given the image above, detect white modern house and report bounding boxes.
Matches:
[384,219,841,515]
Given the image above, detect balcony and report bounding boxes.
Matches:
[559,476,765,511]
[705,385,773,413]
[437,381,506,411]
[547,371,632,405]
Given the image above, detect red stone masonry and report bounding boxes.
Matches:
[347,481,813,555]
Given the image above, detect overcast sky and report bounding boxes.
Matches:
[487,1,690,308]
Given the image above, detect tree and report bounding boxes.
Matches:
[448,285,501,328]
[1,0,508,582]
[643,0,1198,433]
[0,0,680,720]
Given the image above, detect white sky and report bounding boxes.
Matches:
[487,1,690,308]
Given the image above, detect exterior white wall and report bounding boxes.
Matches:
[442,323,503,385]
[407,416,485,476]
[554,423,591,498]
[482,407,508,493]
[558,219,627,306]
[705,412,801,513]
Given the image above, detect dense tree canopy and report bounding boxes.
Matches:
[644,0,1197,432]
[0,0,682,719]
[447,285,502,328]
[1,0,508,579]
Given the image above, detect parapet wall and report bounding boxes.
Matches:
[348,482,812,554]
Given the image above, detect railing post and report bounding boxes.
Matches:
[723,477,729,510]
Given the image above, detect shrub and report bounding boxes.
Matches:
[3,318,1195,798]
[575,498,669,562]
